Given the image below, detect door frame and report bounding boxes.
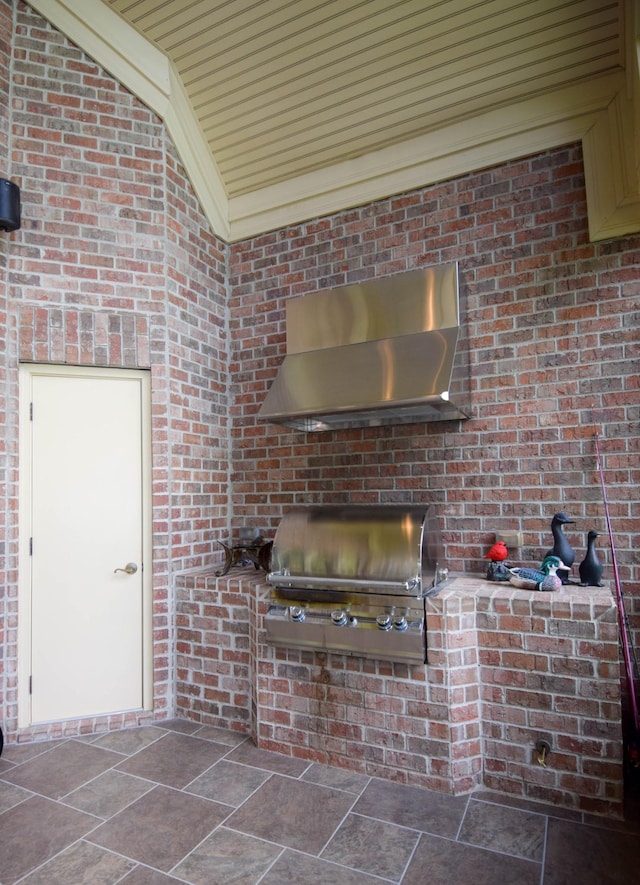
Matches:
[17,363,154,728]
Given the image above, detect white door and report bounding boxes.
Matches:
[20,365,152,724]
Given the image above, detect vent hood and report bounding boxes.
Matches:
[258,262,470,431]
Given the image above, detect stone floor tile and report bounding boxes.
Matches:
[0,757,16,775]
[1,740,123,800]
[0,795,99,883]
[87,785,231,872]
[302,762,371,794]
[458,798,546,861]
[115,731,227,789]
[152,718,201,734]
[1,720,637,885]
[120,866,185,884]
[226,774,355,855]
[544,817,638,884]
[402,832,541,885]
[0,740,63,765]
[191,725,247,746]
[18,838,136,884]
[186,759,271,806]
[64,769,154,818]
[352,776,468,838]
[90,726,167,756]
[172,826,283,885]
[260,848,386,884]
[322,812,419,880]
[224,740,311,777]
[0,779,32,815]
[472,788,582,822]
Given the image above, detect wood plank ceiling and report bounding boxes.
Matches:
[107,0,623,198]
[32,0,637,240]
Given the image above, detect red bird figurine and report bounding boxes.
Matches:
[485,540,508,562]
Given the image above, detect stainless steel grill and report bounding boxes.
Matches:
[265,504,449,663]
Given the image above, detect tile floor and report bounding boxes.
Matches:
[0,719,638,884]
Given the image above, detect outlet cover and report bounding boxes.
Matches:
[496,530,524,548]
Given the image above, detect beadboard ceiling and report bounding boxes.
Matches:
[107,0,623,198]
[26,1,640,242]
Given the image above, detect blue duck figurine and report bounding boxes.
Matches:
[545,511,575,583]
[509,556,563,591]
[579,530,604,587]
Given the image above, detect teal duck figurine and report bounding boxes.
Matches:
[579,530,604,586]
[509,555,563,591]
[545,511,575,583]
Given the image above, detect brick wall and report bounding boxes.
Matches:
[227,148,639,794]
[1,0,638,783]
[228,145,640,665]
[175,569,252,732]
[228,150,638,576]
[475,582,622,815]
[0,0,229,742]
[175,570,622,816]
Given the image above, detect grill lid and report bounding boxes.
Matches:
[267,504,447,596]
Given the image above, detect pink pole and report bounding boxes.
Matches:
[594,433,640,737]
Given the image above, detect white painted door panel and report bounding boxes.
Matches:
[27,369,147,723]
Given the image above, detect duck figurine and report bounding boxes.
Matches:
[579,530,604,586]
[509,555,564,591]
[545,511,576,583]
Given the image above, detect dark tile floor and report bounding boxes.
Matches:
[0,719,638,884]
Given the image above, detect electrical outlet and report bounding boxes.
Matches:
[495,530,523,548]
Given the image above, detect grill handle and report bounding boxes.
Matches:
[267,571,420,593]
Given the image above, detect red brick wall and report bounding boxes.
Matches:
[175,570,252,731]
[176,570,622,816]
[1,0,229,741]
[1,0,638,763]
[228,146,640,661]
[475,582,622,815]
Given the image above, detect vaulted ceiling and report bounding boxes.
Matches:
[26,1,640,242]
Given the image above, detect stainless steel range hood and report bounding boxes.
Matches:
[258,262,470,431]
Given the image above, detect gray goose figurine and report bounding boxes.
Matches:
[579,530,604,586]
[545,511,575,583]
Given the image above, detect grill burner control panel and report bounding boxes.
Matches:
[265,595,426,664]
[278,603,422,632]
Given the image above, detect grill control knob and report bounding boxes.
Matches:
[289,605,306,622]
[393,615,408,632]
[376,613,392,631]
[331,609,348,626]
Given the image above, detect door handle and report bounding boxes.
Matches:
[114,562,138,575]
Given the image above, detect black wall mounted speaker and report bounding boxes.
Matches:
[0,178,21,231]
